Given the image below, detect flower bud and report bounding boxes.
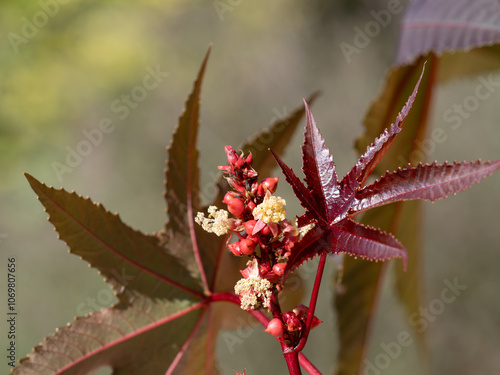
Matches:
[245,200,257,212]
[272,263,287,277]
[227,198,245,218]
[228,242,243,256]
[260,224,270,236]
[264,318,285,337]
[259,264,271,278]
[235,158,246,169]
[260,177,279,194]
[245,153,253,166]
[239,238,256,255]
[225,145,239,165]
[292,304,308,319]
[287,316,301,332]
[282,311,301,332]
[244,220,257,235]
[246,169,258,178]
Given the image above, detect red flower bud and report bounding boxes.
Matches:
[292,304,308,319]
[228,242,243,256]
[235,158,246,169]
[227,198,245,217]
[246,169,258,178]
[260,177,279,194]
[245,200,257,212]
[239,238,256,255]
[282,311,302,332]
[217,165,231,173]
[225,145,239,165]
[222,191,238,204]
[264,318,285,337]
[244,220,257,235]
[259,264,271,277]
[272,262,287,277]
[260,224,270,236]
[250,181,259,194]
[245,153,253,166]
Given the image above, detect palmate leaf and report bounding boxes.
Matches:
[271,70,425,276]
[17,175,205,375]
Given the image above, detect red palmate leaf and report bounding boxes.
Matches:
[271,69,425,271]
[273,61,500,276]
[351,160,500,214]
[301,101,340,222]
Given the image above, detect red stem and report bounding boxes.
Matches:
[293,252,327,353]
[283,350,302,374]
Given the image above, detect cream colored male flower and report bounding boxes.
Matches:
[234,259,273,311]
[252,191,286,224]
[195,206,231,236]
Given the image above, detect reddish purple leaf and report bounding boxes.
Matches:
[331,219,407,271]
[351,160,500,215]
[284,218,407,277]
[397,0,500,65]
[301,100,340,222]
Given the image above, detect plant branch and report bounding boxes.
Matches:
[293,252,327,353]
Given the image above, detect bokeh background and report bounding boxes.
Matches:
[1,0,500,374]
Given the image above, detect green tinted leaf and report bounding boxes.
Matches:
[19,174,204,375]
[25,173,203,298]
[163,47,220,293]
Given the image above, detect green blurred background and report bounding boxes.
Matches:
[1,0,500,374]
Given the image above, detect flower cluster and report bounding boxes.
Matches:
[196,145,324,348]
[196,146,301,310]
